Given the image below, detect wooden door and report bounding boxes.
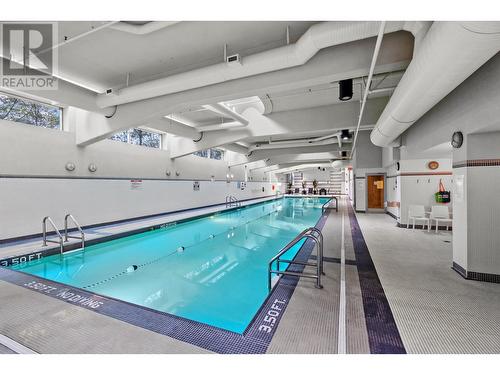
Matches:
[367,175,384,209]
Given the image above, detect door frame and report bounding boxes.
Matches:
[366,173,386,212]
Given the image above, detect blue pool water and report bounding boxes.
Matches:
[9,197,329,333]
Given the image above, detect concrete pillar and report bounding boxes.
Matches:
[452,131,500,282]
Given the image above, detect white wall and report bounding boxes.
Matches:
[402,52,500,155]
[301,168,331,182]
[353,131,384,210]
[0,118,278,240]
[399,53,500,276]
[462,132,500,274]
[0,179,275,240]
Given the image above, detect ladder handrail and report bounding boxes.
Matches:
[322,197,338,213]
[64,214,85,250]
[42,216,64,254]
[268,226,324,291]
[225,195,240,207]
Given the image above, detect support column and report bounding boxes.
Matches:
[452,131,500,282]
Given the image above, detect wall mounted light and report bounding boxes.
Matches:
[65,162,76,172]
[339,79,353,101]
[166,170,171,176]
[175,171,180,177]
[341,129,350,140]
[88,163,97,173]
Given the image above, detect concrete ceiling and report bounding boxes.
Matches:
[50,21,318,92]
[4,21,417,173]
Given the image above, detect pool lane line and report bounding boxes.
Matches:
[82,207,285,289]
[337,202,347,354]
[347,204,406,354]
[0,333,37,354]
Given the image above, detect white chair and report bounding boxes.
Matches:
[430,206,452,234]
[408,205,430,231]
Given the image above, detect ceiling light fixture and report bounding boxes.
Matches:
[339,79,353,101]
[341,129,350,140]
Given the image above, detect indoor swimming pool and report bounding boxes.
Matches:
[7,197,329,334]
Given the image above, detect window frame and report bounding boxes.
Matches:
[0,90,63,130]
[109,127,163,149]
[193,148,225,161]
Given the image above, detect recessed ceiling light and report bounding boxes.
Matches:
[339,79,353,101]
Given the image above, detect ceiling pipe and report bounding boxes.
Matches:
[267,132,341,146]
[109,21,180,35]
[351,21,386,157]
[39,22,119,54]
[195,121,244,132]
[371,21,500,147]
[250,135,351,151]
[96,21,423,108]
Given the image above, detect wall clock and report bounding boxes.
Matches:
[451,131,463,148]
[428,161,439,170]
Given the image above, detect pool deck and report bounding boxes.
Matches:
[1,197,500,354]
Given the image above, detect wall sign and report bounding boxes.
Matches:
[428,161,439,170]
[130,179,143,190]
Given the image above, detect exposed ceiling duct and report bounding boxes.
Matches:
[370,21,500,147]
[96,21,428,108]
[249,132,350,151]
[109,21,180,35]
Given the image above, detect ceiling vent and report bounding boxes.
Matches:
[226,54,241,66]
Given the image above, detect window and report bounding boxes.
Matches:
[193,149,209,158]
[210,148,224,160]
[109,128,162,149]
[194,148,225,160]
[0,92,61,129]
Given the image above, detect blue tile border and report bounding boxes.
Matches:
[0,204,330,354]
[347,204,406,354]
[452,261,500,284]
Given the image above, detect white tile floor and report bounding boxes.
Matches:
[355,211,500,354]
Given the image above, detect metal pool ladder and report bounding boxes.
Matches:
[42,216,64,254]
[267,227,324,291]
[322,196,338,212]
[225,195,240,207]
[64,214,85,251]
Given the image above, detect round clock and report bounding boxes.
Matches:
[451,131,463,148]
[428,161,439,170]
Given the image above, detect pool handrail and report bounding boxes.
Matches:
[42,216,64,254]
[64,214,85,251]
[322,197,338,213]
[268,226,324,291]
[225,195,240,207]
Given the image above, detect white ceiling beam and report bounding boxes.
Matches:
[221,143,250,154]
[75,31,412,146]
[169,98,384,158]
